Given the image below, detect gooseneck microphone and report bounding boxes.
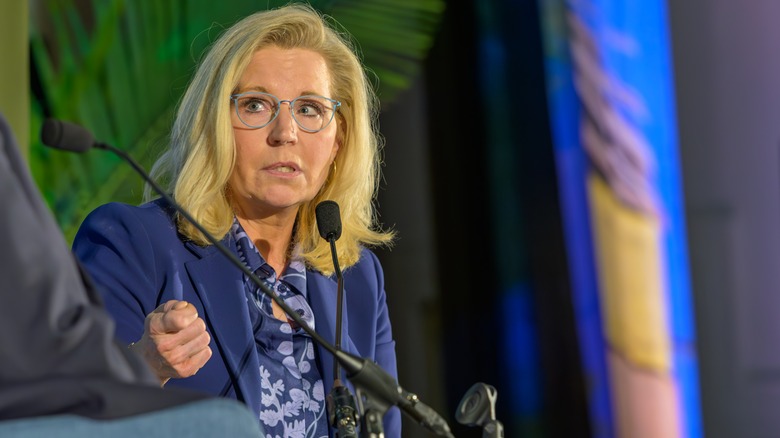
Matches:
[41,119,454,438]
[315,201,358,438]
[315,200,344,364]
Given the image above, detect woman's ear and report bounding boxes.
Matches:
[336,112,346,149]
[336,113,347,142]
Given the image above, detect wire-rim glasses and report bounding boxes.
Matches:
[230,92,341,133]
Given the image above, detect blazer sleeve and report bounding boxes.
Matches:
[72,202,163,345]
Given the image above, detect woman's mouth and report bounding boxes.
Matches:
[264,162,301,176]
[274,165,295,173]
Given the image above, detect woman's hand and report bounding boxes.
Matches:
[130,300,212,386]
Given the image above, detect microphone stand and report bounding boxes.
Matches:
[321,222,359,438]
[320,223,388,438]
[42,120,453,438]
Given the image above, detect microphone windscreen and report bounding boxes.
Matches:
[41,119,95,153]
[315,200,342,241]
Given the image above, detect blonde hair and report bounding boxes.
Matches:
[148,4,393,275]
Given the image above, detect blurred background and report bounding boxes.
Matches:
[3,0,780,437]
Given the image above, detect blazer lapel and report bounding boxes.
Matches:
[306,271,358,399]
[184,241,261,415]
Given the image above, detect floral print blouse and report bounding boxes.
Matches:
[232,220,329,438]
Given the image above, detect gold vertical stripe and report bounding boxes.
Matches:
[588,173,672,371]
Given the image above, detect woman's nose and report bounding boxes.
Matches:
[267,104,297,145]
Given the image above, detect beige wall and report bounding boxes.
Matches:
[0,1,29,156]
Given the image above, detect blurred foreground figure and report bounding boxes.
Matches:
[0,112,262,436]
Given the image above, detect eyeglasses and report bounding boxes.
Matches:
[230,92,341,133]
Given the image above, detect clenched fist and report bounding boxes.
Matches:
[130,300,212,386]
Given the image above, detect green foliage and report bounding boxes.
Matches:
[29,0,444,243]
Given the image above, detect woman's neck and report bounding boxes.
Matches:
[234,206,298,276]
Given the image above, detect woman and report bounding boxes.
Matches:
[73,5,399,437]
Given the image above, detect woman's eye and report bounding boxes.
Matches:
[296,101,325,117]
[245,99,270,112]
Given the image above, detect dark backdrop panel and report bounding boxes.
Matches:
[377,1,590,436]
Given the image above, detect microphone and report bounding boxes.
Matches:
[41,119,454,438]
[41,118,100,152]
[316,201,358,438]
[315,201,345,360]
[316,200,342,241]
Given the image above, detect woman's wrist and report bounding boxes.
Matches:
[128,338,169,387]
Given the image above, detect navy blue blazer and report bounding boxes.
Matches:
[73,199,401,437]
